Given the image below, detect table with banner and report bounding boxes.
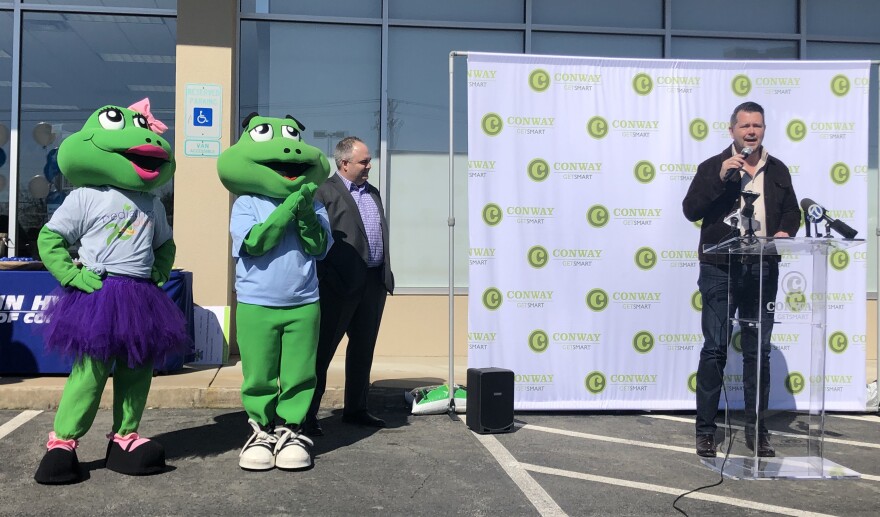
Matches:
[465,52,869,412]
[0,269,194,374]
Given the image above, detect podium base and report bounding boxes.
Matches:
[701,456,860,479]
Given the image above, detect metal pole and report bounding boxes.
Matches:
[447,51,459,413]
[7,6,22,257]
[875,61,880,391]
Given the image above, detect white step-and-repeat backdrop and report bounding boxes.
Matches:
[466,52,869,411]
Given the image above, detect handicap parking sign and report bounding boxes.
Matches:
[184,83,222,155]
[193,107,213,127]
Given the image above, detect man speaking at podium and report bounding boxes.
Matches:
[682,101,801,458]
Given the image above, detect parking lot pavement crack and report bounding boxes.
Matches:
[408,469,434,499]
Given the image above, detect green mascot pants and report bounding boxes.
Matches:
[54,356,153,440]
[237,301,320,426]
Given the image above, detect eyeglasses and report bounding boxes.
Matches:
[344,159,371,166]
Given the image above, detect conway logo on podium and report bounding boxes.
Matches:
[785,372,806,395]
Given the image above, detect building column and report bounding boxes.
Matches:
[173,0,238,350]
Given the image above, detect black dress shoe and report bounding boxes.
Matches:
[745,434,776,457]
[301,417,324,437]
[696,434,717,458]
[341,412,386,428]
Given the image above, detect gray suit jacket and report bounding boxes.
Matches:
[315,173,394,295]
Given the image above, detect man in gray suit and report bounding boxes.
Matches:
[303,136,394,435]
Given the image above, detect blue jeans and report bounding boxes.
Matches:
[695,261,777,437]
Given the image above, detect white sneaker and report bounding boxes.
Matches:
[239,419,277,471]
[274,425,314,470]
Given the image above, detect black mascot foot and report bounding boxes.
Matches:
[34,433,84,485]
[105,433,166,476]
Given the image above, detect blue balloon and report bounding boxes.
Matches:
[43,148,60,181]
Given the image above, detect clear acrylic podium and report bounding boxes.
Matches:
[701,236,863,479]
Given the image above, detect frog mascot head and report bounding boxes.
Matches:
[57,100,175,191]
[218,113,330,199]
[218,114,333,472]
[34,99,188,485]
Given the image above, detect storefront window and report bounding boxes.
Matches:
[239,20,381,178]
[533,0,662,29]
[806,0,880,39]
[390,0,523,24]
[387,27,522,289]
[240,0,379,18]
[0,10,11,246]
[672,0,797,34]
[24,1,175,8]
[532,32,662,58]
[671,37,798,60]
[16,11,176,258]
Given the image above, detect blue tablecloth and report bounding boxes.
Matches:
[0,270,194,374]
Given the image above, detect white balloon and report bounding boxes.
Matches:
[0,123,9,147]
[33,122,56,147]
[28,175,51,199]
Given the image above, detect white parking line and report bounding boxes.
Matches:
[516,422,694,454]
[520,419,880,482]
[472,431,567,517]
[827,414,879,422]
[643,414,880,449]
[0,410,42,441]
[521,463,838,517]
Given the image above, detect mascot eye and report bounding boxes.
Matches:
[98,109,125,130]
[281,125,301,141]
[133,114,149,129]
[249,124,273,142]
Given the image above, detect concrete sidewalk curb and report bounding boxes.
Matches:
[0,356,467,410]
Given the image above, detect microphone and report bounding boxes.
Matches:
[800,198,858,239]
[723,147,752,182]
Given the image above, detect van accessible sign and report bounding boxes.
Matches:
[184,83,222,157]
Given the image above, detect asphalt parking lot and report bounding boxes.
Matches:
[1,396,878,517]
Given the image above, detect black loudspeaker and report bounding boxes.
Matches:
[466,367,514,434]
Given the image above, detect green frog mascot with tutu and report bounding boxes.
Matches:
[34,99,188,484]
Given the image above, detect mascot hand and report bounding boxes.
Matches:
[280,190,304,216]
[67,268,104,293]
[150,267,170,287]
[295,183,319,218]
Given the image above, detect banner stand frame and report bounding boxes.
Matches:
[442,51,468,418]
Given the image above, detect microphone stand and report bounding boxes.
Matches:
[823,221,833,238]
[740,191,760,240]
[730,215,741,238]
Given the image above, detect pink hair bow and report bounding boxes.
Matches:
[128,97,168,135]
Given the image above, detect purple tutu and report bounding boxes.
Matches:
[43,276,190,368]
